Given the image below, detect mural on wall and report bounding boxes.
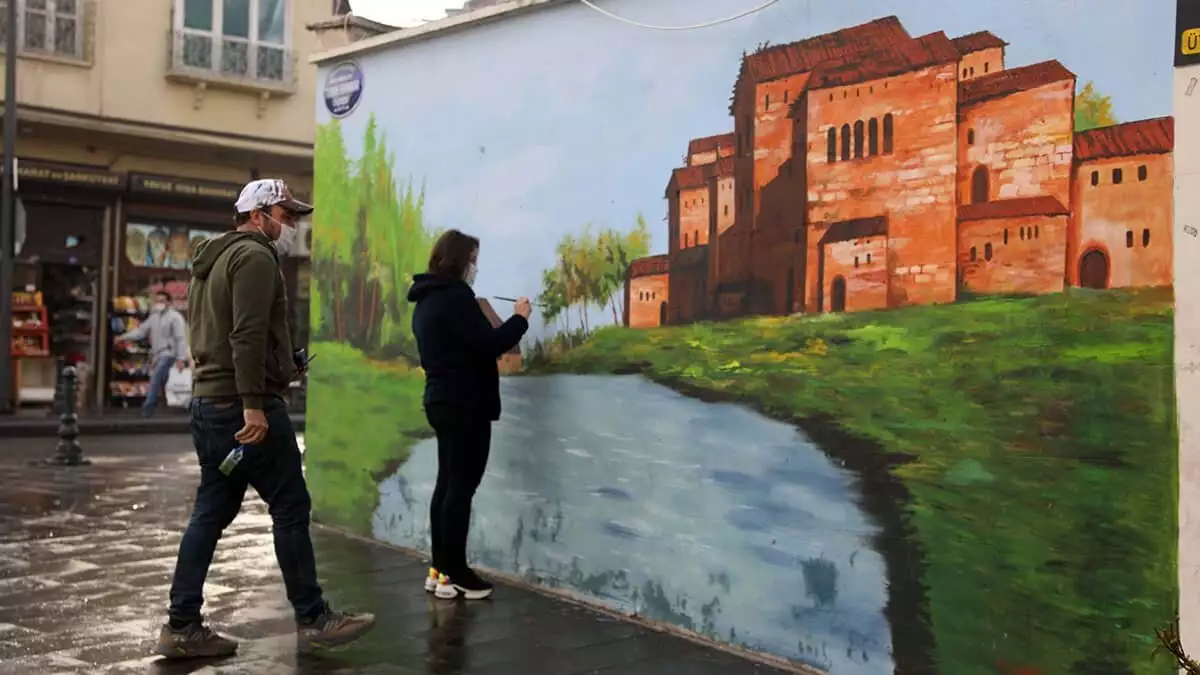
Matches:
[306,2,1177,673]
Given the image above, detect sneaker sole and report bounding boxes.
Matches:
[297,620,377,653]
[424,578,437,593]
[153,643,238,660]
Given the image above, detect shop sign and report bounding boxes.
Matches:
[1179,0,1200,66]
[128,173,242,202]
[324,61,364,118]
[7,158,127,190]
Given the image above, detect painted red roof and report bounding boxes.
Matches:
[958,60,1075,106]
[809,31,959,90]
[629,254,669,278]
[951,31,1007,54]
[731,16,910,112]
[688,133,734,157]
[957,196,1070,221]
[666,165,710,196]
[1074,117,1174,161]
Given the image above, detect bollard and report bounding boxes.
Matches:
[45,365,89,466]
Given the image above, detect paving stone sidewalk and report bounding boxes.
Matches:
[0,435,795,675]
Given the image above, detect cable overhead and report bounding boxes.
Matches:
[577,0,782,31]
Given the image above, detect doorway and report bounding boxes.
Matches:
[659,302,669,326]
[971,166,989,204]
[1078,249,1109,289]
[830,276,847,312]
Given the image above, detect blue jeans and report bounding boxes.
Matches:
[167,396,326,625]
[142,354,174,416]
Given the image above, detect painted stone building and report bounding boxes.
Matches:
[635,15,1174,323]
[624,254,669,328]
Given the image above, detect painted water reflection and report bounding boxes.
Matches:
[374,374,892,673]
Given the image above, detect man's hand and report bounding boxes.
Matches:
[235,408,269,445]
[514,297,532,319]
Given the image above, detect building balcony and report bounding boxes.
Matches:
[0,0,96,67]
[165,29,297,96]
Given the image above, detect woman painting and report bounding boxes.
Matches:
[407,229,531,600]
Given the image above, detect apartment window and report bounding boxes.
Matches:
[1112,167,1123,185]
[176,0,289,83]
[853,120,864,159]
[854,256,860,268]
[1035,225,1039,239]
[724,204,729,216]
[962,67,968,78]
[866,252,872,264]
[967,129,975,145]
[1138,164,1147,181]
[1020,226,1026,241]
[984,243,993,261]
[984,62,990,73]
[882,114,894,153]
[0,0,85,59]
[970,246,977,262]
[1003,228,1009,245]
[840,124,851,161]
[1125,230,1134,248]
[1090,170,1099,186]
[1143,228,1151,247]
[827,127,837,163]
[868,118,879,155]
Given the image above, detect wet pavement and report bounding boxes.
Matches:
[0,435,796,675]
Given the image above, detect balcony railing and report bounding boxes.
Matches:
[166,29,297,95]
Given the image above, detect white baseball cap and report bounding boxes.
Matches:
[234,178,313,215]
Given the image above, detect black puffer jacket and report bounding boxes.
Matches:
[407,273,529,421]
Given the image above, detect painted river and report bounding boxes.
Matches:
[373,374,893,674]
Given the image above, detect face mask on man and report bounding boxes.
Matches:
[257,213,296,256]
[153,302,167,313]
[464,262,478,287]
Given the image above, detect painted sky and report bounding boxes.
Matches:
[317,0,1174,335]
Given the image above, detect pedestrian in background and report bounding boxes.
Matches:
[408,229,532,600]
[117,290,188,418]
[155,179,375,659]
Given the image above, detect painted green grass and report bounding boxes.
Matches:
[537,287,1177,674]
[304,340,428,534]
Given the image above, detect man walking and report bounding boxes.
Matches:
[117,290,188,418]
[155,179,375,659]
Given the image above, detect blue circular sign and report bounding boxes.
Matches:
[324,61,364,118]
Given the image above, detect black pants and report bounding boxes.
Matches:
[168,397,325,624]
[426,405,492,577]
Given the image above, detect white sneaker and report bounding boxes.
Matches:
[434,570,494,600]
[423,567,439,593]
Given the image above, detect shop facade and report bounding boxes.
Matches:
[9,157,312,413]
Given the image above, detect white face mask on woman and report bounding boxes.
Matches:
[464,262,478,287]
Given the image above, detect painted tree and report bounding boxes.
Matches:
[1075,81,1118,132]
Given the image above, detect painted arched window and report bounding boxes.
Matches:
[841,124,852,160]
[882,113,894,153]
[827,127,837,163]
[853,120,865,158]
[868,118,879,156]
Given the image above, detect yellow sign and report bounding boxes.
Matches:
[1183,27,1200,55]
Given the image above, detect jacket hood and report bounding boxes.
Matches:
[191,231,273,281]
[407,273,470,303]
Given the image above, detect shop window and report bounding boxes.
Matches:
[1138,164,1147,181]
[175,0,290,83]
[1126,230,1134,248]
[1112,167,1123,184]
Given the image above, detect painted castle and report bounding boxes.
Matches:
[623,16,1174,328]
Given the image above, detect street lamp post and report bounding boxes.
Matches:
[0,0,18,415]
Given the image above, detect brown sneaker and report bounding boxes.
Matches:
[297,607,376,652]
[154,622,238,659]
